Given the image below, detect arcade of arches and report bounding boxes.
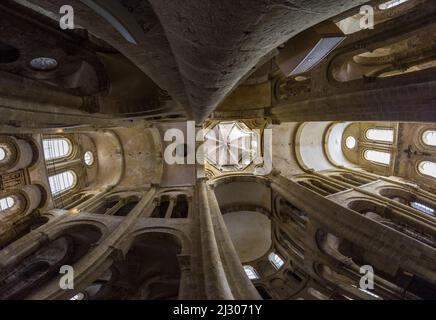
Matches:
[0,0,435,300]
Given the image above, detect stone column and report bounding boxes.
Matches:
[206,182,261,300]
[198,180,261,300]
[198,179,233,299]
[165,197,176,219]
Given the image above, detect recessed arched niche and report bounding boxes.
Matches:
[213,177,271,213]
[275,197,308,230]
[150,195,170,218]
[113,199,140,217]
[0,224,103,300]
[328,172,376,187]
[171,195,189,219]
[348,199,436,248]
[378,187,435,216]
[149,193,190,219]
[84,232,183,300]
[296,177,346,196]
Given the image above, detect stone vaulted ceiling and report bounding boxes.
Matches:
[15,0,370,122]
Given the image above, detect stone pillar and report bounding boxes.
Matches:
[198,180,233,299]
[198,180,261,300]
[165,197,176,219]
[104,200,125,216]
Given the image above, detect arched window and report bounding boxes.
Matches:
[379,0,409,10]
[243,265,259,280]
[43,138,72,161]
[422,130,436,147]
[0,196,15,212]
[49,170,77,196]
[410,202,434,216]
[366,128,394,143]
[0,147,6,161]
[268,252,285,270]
[364,150,391,165]
[418,161,436,179]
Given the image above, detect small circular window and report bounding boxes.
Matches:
[83,151,94,166]
[0,147,6,161]
[345,136,357,149]
[30,57,58,71]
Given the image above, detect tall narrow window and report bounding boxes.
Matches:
[364,150,391,165]
[268,252,285,270]
[379,0,409,10]
[422,130,436,147]
[243,265,259,280]
[410,202,434,216]
[366,128,394,143]
[418,161,436,179]
[0,196,15,212]
[49,170,77,196]
[43,138,72,161]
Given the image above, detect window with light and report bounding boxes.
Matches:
[43,138,72,161]
[366,128,394,143]
[243,265,259,280]
[364,150,391,165]
[49,170,77,196]
[345,136,357,149]
[84,151,94,166]
[0,147,6,161]
[422,130,436,147]
[0,196,15,212]
[410,202,434,216]
[268,252,285,270]
[418,161,436,178]
[379,0,409,10]
[70,292,85,300]
[204,121,259,171]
